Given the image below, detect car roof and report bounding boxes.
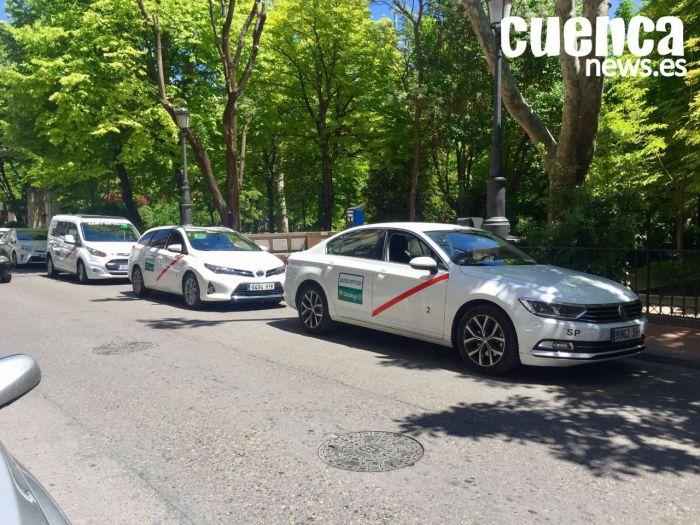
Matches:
[143,225,234,233]
[51,214,131,223]
[353,222,478,233]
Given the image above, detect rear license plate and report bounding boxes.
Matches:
[611,326,640,342]
[118,265,128,271]
[249,283,275,291]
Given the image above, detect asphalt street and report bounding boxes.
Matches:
[1,268,699,524]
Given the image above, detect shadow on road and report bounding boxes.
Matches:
[93,290,288,312]
[11,265,46,274]
[269,318,700,478]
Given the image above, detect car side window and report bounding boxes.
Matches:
[137,231,154,246]
[327,229,385,260]
[149,229,171,250]
[166,231,187,252]
[66,223,79,240]
[387,231,447,270]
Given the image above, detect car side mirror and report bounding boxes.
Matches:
[0,354,41,410]
[167,244,183,254]
[409,256,438,273]
[64,234,76,245]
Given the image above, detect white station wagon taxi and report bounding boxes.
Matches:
[129,226,286,309]
[284,223,646,375]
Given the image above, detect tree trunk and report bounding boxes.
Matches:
[319,121,334,230]
[0,157,19,216]
[115,163,142,228]
[408,99,422,221]
[276,171,289,233]
[266,175,275,232]
[223,99,240,230]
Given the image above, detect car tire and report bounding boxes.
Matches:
[456,304,520,376]
[182,272,202,309]
[297,283,333,334]
[0,272,10,283]
[77,260,90,284]
[11,252,18,268]
[46,255,58,277]
[132,266,150,298]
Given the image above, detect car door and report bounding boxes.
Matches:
[48,221,64,269]
[156,230,187,293]
[371,229,449,339]
[62,222,80,273]
[324,228,386,322]
[142,229,171,289]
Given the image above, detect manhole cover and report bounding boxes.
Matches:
[93,341,153,356]
[318,431,423,472]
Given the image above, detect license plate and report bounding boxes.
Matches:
[249,283,275,291]
[611,326,640,342]
[118,265,128,271]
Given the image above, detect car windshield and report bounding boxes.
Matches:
[81,223,139,242]
[186,230,261,252]
[426,229,537,266]
[17,230,47,241]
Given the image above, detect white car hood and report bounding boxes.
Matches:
[84,242,135,257]
[459,264,638,305]
[194,250,284,272]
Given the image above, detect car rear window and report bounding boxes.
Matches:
[17,230,47,241]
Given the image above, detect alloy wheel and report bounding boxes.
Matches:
[462,314,506,367]
[300,289,323,329]
[184,275,198,306]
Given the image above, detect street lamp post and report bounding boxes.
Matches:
[174,107,192,226]
[483,0,512,239]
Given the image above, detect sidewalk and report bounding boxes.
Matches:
[639,321,700,369]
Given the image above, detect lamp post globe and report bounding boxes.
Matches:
[174,107,193,226]
[487,0,512,26]
[483,0,512,239]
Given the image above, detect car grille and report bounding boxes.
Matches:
[573,338,645,355]
[105,259,128,272]
[232,282,284,298]
[579,301,643,324]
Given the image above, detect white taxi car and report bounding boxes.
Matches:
[284,223,646,375]
[47,215,140,282]
[128,226,286,309]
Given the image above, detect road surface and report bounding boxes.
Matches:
[1,269,699,524]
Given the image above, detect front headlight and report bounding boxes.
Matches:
[0,255,8,264]
[204,263,253,277]
[519,299,588,320]
[267,266,285,276]
[87,247,107,257]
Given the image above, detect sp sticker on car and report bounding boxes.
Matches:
[338,273,364,304]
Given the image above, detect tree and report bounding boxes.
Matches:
[268,0,381,230]
[459,0,608,220]
[136,0,267,229]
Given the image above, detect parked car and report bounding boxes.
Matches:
[0,228,48,267]
[0,354,70,524]
[284,223,646,375]
[0,255,11,283]
[46,215,140,283]
[128,226,286,309]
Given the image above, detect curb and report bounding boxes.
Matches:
[632,351,700,370]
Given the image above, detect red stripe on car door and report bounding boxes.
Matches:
[156,255,184,282]
[65,246,78,259]
[372,273,449,317]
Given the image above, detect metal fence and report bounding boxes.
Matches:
[521,246,700,319]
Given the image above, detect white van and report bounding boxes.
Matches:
[46,215,140,282]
